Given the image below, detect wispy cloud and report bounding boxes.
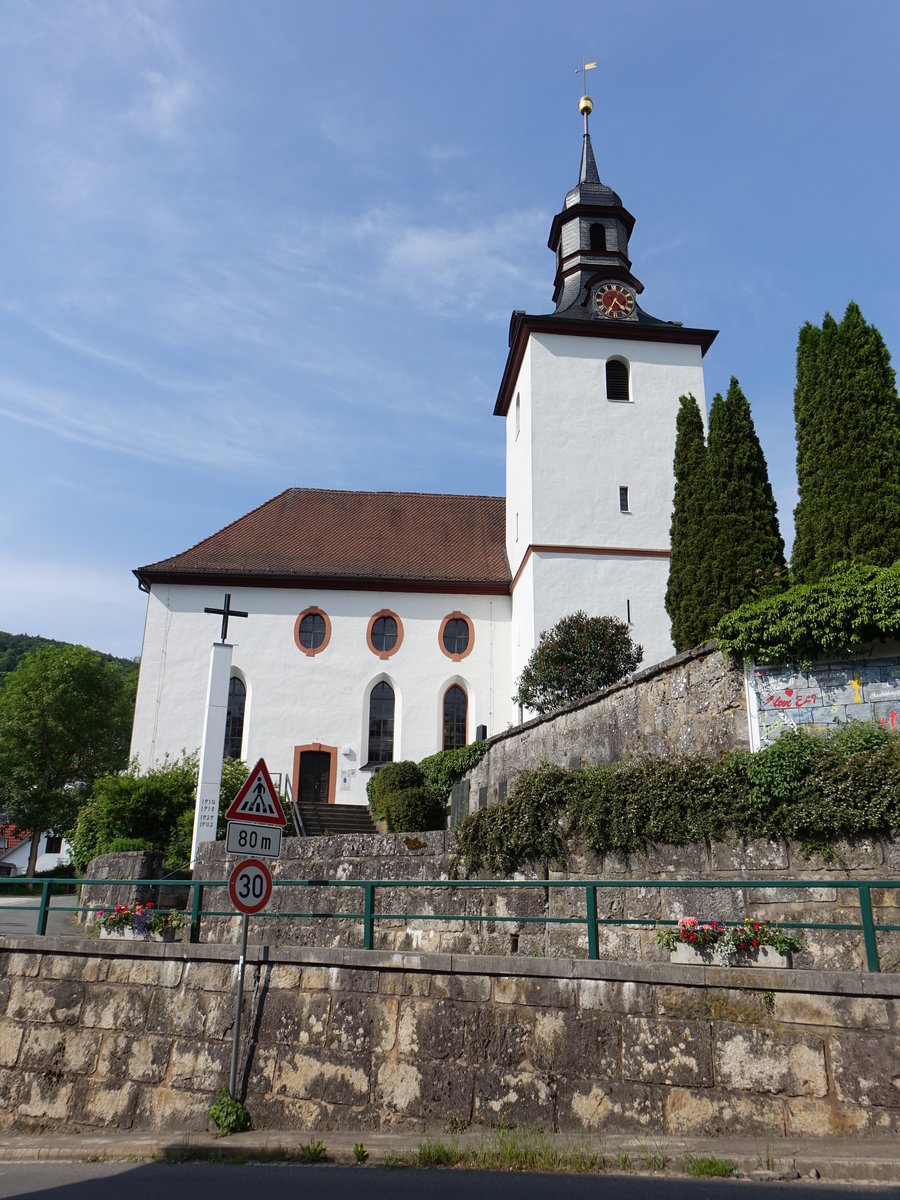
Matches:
[128,69,196,142]
[353,204,546,319]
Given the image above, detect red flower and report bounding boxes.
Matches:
[752,939,760,948]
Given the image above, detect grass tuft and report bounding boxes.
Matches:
[683,1152,738,1178]
[417,1138,468,1167]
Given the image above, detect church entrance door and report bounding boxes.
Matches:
[292,742,338,806]
[298,750,331,805]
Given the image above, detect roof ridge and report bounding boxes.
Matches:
[283,487,504,501]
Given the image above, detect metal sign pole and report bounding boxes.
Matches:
[229,912,250,1098]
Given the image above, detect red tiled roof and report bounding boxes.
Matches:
[0,824,30,856]
[136,489,510,592]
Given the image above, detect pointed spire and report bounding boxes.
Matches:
[578,94,600,184]
[580,131,599,184]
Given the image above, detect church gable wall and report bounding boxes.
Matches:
[130,582,513,806]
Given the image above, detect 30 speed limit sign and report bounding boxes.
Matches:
[228,857,273,914]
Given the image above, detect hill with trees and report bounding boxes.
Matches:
[0,631,137,685]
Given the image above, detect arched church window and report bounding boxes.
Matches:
[224,676,246,760]
[367,681,395,765]
[294,606,331,656]
[606,358,630,402]
[440,612,474,661]
[590,223,607,251]
[443,685,467,751]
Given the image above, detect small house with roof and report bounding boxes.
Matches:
[129,97,716,809]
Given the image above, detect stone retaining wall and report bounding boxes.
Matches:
[463,644,748,813]
[0,937,897,1137]
[194,834,900,973]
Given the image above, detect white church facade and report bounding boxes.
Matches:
[129,98,716,808]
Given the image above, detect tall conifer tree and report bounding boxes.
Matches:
[792,302,900,582]
[665,394,710,652]
[666,381,785,654]
[705,377,786,618]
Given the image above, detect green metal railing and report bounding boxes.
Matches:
[2,876,899,972]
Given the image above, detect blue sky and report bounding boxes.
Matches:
[1,1,898,659]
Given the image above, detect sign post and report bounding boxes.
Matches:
[225,758,283,1099]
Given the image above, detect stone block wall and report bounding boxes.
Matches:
[0,936,897,1137]
[78,852,164,928]
[194,832,900,973]
[463,644,748,813]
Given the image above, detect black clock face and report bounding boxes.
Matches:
[594,283,635,319]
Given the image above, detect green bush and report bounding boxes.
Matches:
[452,726,900,875]
[367,760,423,821]
[71,754,198,871]
[366,744,490,829]
[72,755,250,872]
[385,786,444,832]
[419,742,490,802]
[164,758,251,869]
[208,1085,251,1135]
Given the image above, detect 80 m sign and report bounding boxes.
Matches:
[228,858,273,914]
[226,821,282,858]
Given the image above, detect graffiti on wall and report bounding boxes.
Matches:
[746,654,900,749]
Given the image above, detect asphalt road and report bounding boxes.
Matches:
[0,1164,891,1200]
[0,894,80,938]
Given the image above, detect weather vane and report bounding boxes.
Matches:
[575,57,597,92]
[574,58,597,129]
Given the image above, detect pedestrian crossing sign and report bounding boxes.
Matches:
[224,758,286,826]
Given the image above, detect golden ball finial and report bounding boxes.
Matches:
[579,94,593,116]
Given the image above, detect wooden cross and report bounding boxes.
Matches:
[204,593,249,643]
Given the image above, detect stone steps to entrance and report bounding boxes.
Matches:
[294,802,376,837]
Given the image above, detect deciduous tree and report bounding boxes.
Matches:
[0,645,134,875]
[513,611,643,716]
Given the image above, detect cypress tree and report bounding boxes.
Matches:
[705,376,786,619]
[792,302,900,582]
[665,394,711,652]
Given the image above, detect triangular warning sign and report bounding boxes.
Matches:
[225,758,286,826]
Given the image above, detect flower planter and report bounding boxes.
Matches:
[670,943,792,968]
[669,943,715,966]
[99,926,176,943]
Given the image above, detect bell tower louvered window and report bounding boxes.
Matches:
[589,223,607,251]
[606,358,629,402]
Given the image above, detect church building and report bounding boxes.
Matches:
[129,96,716,808]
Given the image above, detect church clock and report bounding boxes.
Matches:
[594,282,635,319]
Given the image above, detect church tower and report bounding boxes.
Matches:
[496,94,717,696]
